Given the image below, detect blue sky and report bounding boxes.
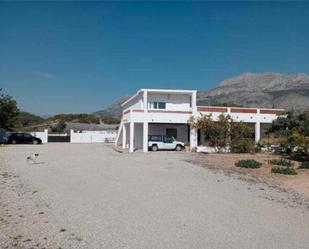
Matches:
[1,1,309,115]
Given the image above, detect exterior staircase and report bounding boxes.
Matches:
[115,117,123,147]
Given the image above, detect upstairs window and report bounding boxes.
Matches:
[152,102,166,109]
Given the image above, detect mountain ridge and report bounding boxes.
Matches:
[94,72,309,117]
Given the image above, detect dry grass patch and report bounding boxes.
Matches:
[191,152,309,197]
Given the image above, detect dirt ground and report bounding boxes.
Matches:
[190,152,309,197]
[1,144,309,249]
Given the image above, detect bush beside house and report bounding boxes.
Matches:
[189,113,254,153]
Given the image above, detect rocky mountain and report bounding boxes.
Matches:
[95,73,309,117]
[197,73,309,110]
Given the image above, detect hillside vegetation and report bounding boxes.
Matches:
[15,113,120,131]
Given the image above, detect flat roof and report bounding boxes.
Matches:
[121,88,196,106]
[140,88,196,93]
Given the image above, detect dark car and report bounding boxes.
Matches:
[7,133,42,145]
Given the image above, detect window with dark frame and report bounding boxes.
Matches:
[158,102,166,109]
[152,102,166,109]
[148,135,163,142]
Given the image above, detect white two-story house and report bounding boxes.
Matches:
[115,89,284,153]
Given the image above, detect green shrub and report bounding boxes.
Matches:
[235,159,262,168]
[271,167,297,175]
[299,161,309,169]
[269,159,293,167]
[255,140,266,152]
[230,139,255,153]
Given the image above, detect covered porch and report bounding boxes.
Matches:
[121,122,191,152]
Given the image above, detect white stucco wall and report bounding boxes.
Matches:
[70,130,117,143]
[117,88,283,153]
[128,111,192,124]
[30,129,48,143]
[147,93,191,111]
[198,109,283,124]
[122,93,143,112]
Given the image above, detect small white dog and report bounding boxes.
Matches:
[26,153,39,164]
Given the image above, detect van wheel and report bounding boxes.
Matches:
[12,140,16,144]
[151,145,158,152]
[175,145,182,151]
[33,140,38,145]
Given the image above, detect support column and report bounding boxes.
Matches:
[122,124,127,149]
[190,127,198,151]
[255,121,261,142]
[70,129,74,143]
[143,90,148,112]
[143,122,148,152]
[44,129,48,144]
[192,91,197,111]
[129,122,134,153]
[200,129,205,145]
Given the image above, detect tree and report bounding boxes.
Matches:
[230,122,254,153]
[49,113,103,124]
[0,89,20,131]
[99,115,120,124]
[189,113,254,152]
[56,121,66,133]
[51,121,66,133]
[16,111,44,127]
[289,129,309,154]
[190,113,231,150]
[207,114,231,149]
[270,111,309,154]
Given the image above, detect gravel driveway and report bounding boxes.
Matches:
[1,143,309,249]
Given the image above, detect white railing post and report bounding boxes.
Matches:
[144,90,148,113]
[190,127,198,151]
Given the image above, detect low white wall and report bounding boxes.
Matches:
[70,130,117,143]
[196,146,231,153]
[30,129,48,143]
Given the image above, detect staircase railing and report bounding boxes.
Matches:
[115,117,124,146]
